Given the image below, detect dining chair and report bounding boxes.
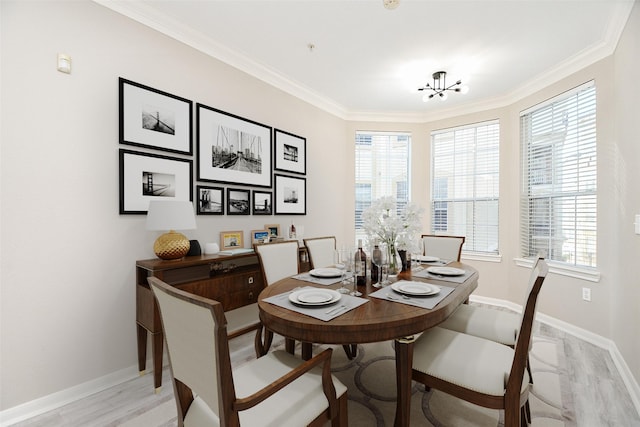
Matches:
[421,234,465,261]
[304,236,362,360]
[254,240,301,356]
[410,259,548,427]
[303,236,337,269]
[438,255,546,385]
[149,277,348,427]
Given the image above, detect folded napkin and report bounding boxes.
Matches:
[264,287,368,321]
[292,272,353,286]
[411,268,471,284]
[369,285,455,310]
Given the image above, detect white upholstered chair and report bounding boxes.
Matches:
[410,259,548,427]
[254,241,300,355]
[421,234,465,261]
[303,236,337,269]
[149,277,348,427]
[438,255,546,383]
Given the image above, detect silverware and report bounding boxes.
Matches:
[325,304,347,314]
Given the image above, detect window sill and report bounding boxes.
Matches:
[514,258,601,282]
[461,253,502,263]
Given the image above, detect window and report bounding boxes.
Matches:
[431,120,500,254]
[355,131,410,244]
[520,81,596,268]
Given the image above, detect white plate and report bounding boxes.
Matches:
[427,266,466,276]
[309,267,343,278]
[418,255,440,263]
[391,281,441,296]
[289,289,342,306]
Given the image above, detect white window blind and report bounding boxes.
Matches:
[431,120,500,254]
[520,82,597,267]
[355,131,410,244]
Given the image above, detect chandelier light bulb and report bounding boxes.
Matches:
[440,92,448,101]
[422,93,431,102]
[460,85,470,94]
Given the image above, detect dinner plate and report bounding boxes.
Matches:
[427,266,466,276]
[309,267,343,278]
[391,281,440,296]
[418,255,440,263]
[289,288,342,306]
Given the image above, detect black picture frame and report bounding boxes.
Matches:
[252,190,273,215]
[274,129,306,175]
[226,188,251,215]
[197,103,272,187]
[196,185,224,215]
[119,149,193,214]
[274,174,306,215]
[119,78,193,155]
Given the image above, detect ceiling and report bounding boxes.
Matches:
[97,0,634,122]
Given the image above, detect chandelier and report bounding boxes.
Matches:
[418,71,468,102]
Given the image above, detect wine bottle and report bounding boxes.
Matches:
[371,243,381,282]
[355,239,367,287]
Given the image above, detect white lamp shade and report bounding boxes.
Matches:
[146,200,196,231]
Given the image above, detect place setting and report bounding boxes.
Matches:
[263,286,368,321]
[292,266,352,286]
[370,280,455,309]
[412,264,471,283]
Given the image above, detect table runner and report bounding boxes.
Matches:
[369,284,455,309]
[263,286,368,321]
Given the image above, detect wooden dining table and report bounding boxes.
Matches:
[258,262,478,427]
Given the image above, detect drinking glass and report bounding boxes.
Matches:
[380,246,391,286]
[335,249,350,294]
[372,244,384,288]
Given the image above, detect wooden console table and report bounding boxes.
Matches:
[136,246,309,391]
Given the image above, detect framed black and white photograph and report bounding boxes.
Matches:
[274,129,306,175]
[252,190,272,215]
[226,188,251,215]
[196,185,224,215]
[119,149,193,214]
[274,174,306,215]
[119,78,193,155]
[197,103,272,187]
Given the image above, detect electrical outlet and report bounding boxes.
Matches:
[582,287,591,302]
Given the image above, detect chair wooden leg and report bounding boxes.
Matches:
[527,356,533,384]
[254,325,274,357]
[525,399,531,424]
[342,344,357,359]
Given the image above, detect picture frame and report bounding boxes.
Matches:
[265,224,280,238]
[274,129,306,175]
[119,149,193,214]
[251,229,270,244]
[197,103,272,187]
[196,185,224,215]
[274,174,306,215]
[119,78,193,155]
[252,190,272,215]
[220,230,244,250]
[226,188,251,215]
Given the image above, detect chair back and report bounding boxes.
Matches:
[507,259,548,398]
[303,236,337,269]
[254,240,300,286]
[421,234,465,261]
[149,276,235,424]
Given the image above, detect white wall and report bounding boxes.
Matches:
[1,0,639,416]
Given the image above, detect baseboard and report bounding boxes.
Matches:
[0,359,163,426]
[470,295,640,417]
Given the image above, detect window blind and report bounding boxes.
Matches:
[355,131,410,244]
[431,120,500,254]
[520,82,597,267]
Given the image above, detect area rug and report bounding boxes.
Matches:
[111,333,574,427]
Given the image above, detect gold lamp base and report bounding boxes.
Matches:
[154,230,191,260]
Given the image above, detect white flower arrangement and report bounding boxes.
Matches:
[361,196,424,270]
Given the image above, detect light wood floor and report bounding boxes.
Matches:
[9,314,640,427]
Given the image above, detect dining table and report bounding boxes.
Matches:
[258,261,478,427]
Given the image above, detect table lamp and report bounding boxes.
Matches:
[146,200,196,260]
